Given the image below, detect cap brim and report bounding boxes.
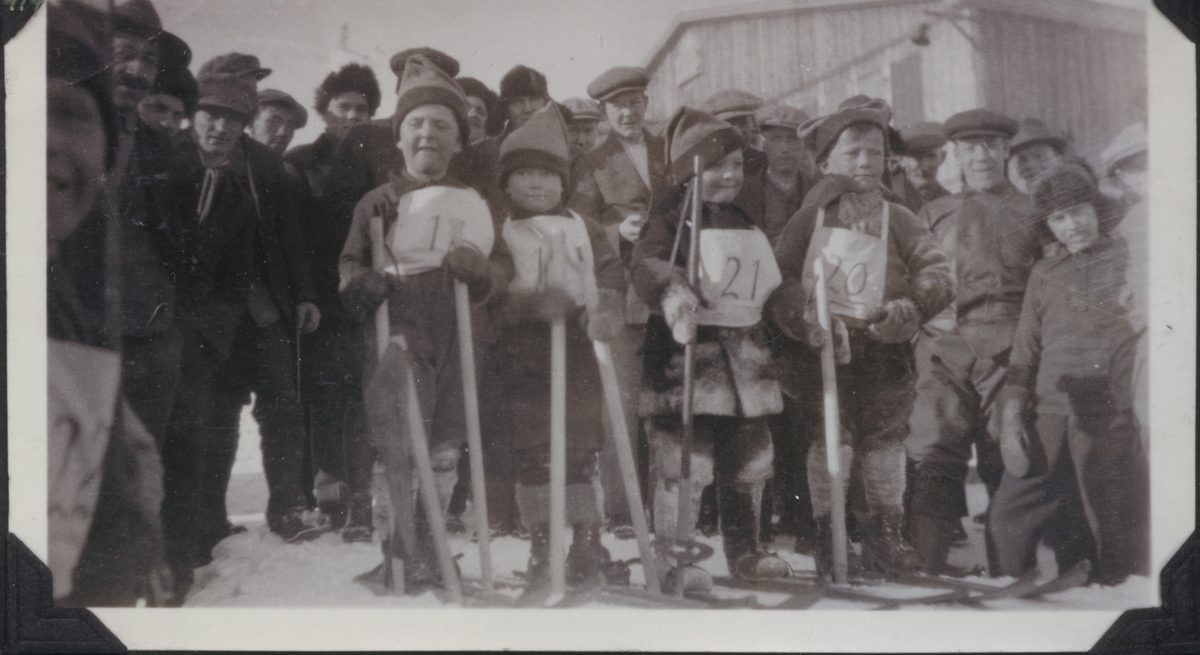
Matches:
[716,109,756,120]
[197,98,253,121]
[1011,136,1066,153]
[595,85,647,102]
[950,129,1013,141]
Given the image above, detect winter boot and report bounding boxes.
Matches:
[813,515,861,580]
[696,484,719,536]
[342,493,375,543]
[522,523,552,591]
[861,511,923,577]
[566,524,612,585]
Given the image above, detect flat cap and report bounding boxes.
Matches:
[561,97,602,123]
[1009,118,1066,153]
[757,103,810,131]
[899,121,947,152]
[258,88,308,128]
[944,108,1019,141]
[587,66,649,102]
[701,90,763,120]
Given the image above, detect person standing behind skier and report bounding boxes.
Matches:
[339,55,501,593]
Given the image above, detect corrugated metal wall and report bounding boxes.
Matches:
[974,6,1146,165]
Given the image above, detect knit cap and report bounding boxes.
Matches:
[196,53,271,120]
[392,53,469,146]
[499,102,572,188]
[663,106,746,186]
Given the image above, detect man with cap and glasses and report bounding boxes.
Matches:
[569,66,670,529]
[904,109,1043,577]
[899,121,952,208]
[248,89,308,156]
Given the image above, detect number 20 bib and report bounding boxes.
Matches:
[382,186,495,277]
[694,228,782,328]
[800,201,890,327]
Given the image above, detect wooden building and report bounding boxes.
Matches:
[642,0,1145,164]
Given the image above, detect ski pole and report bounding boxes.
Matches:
[547,317,568,606]
[675,155,703,552]
[454,280,493,593]
[369,215,403,594]
[593,341,661,595]
[813,257,848,585]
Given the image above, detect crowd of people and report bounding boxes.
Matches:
[47,0,1152,608]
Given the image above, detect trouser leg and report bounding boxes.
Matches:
[121,328,184,441]
[713,417,774,565]
[254,322,310,527]
[645,415,715,540]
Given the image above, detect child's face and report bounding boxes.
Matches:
[506,168,563,214]
[1047,202,1100,254]
[701,148,745,204]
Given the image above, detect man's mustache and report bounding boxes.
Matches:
[114,74,152,92]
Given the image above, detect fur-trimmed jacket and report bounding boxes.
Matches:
[631,191,783,419]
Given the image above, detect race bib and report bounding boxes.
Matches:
[800,202,890,327]
[694,228,782,327]
[502,211,599,310]
[382,186,494,277]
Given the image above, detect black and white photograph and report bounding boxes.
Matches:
[15,0,1196,650]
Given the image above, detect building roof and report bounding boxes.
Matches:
[642,0,1144,73]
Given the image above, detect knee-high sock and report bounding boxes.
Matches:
[807,439,853,518]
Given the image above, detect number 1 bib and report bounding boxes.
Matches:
[382,186,495,277]
[695,228,782,328]
[502,211,600,311]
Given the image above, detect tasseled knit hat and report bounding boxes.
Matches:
[315,63,381,116]
[663,106,746,186]
[392,53,469,147]
[1030,163,1120,235]
[196,53,271,120]
[500,65,548,102]
[498,101,572,189]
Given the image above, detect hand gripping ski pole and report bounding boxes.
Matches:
[593,341,662,595]
[454,280,493,593]
[370,215,464,604]
[547,318,568,605]
[813,258,849,585]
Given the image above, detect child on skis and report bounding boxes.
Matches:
[769,104,953,579]
[339,55,500,593]
[490,103,628,590]
[631,107,790,591]
[989,164,1149,585]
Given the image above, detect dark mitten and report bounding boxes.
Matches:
[585,289,626,342]
[866,298,923,344]
[442,245,493,299]
[340,268,391,318]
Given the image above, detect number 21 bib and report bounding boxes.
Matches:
[694,228,782,328]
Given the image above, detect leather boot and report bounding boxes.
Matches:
[862,511,923,577]
[566,524,612,585]
[813,515,860,580]
[720,485,790,580]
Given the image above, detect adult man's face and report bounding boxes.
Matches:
[248,105,298,155]
[193,107,247,158]
[507,95,547,130]
[602,90,647,141]
[48,79,107,255]
[465,95,489,144]
[955,135,1009,192]
[901,147,946,190]
[820,124,886,191]
[323,91,370,142]
[111,32,159,115]
[571,120,599,156]
[1012,142,1064,186]
[761,125,802,177]
[138,93,186,136]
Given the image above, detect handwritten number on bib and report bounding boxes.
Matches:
[720,257,742,298]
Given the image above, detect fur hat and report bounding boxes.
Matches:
[257,89,307,128]
[664,106,746,186]
[500,65,548,102]
[314,63,381,117]
[392,53,469,147]
[389,47,460,92]
[498,102,572,189]
[196,53,271,120]
[1030,163,1120,235]
[49,1,118,169]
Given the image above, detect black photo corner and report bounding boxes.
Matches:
[3,0,1199,653]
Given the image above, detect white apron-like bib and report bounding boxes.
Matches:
[694,228,782,327]
[800,201,890,328]
[502,210,599,312]
[381,186,494,277]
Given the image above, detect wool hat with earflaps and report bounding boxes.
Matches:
[196,53,271,120]
[391,53,470,147]
[663,106,746,186]
[498,101,572,188]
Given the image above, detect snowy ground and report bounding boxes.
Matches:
[186,405,1153,610]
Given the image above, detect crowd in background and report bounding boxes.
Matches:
[47,0,1152,607]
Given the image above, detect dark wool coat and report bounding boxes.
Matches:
[632,193,783,419]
